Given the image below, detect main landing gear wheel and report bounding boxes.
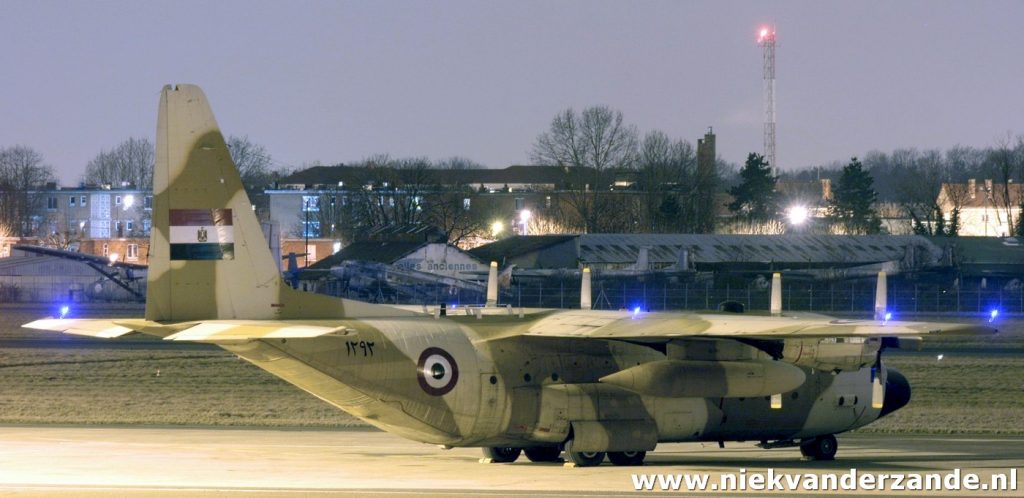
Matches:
[800,435,838,461]
[607,451,646,466]
[483,446,522,463]
[564,439,605,467]
[524,446,562,462]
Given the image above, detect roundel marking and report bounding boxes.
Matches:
[417,347,459,396]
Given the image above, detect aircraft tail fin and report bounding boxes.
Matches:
[146,85,410,321]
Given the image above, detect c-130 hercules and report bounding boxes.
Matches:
[26,85,996,467]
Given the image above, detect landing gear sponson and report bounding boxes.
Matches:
[484,434,839,466]
[484,442,647,467]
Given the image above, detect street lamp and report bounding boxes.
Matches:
[490,221,504,237]
[787,205,809,226]
[123,194,135,210]
[519,209,531,236]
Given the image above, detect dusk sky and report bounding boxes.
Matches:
[2,0,1022,182]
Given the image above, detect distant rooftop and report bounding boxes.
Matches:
[277,164,622,190]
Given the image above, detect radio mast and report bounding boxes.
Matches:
[758,25,777,174]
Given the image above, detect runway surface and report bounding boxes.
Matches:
[0,426,1020,496]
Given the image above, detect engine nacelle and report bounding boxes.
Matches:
[781,337,881,372]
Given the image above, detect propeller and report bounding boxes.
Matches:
[870,349,884,409]
[285,252,301,289]
[872,271,888,408]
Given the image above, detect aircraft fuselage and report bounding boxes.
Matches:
[218,312,909,452]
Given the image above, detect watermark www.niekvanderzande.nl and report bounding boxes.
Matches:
[631,468,1019,493]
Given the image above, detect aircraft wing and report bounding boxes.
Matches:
[498,310,996,341]
[23,318,357,342]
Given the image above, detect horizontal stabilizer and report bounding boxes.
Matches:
[23,318,138,338]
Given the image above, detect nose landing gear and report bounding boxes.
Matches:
[799,434,838,461]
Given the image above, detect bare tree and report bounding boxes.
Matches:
[939,182,972,236]
[422,159,491,245]
[227,135,276,189]
[83,137,154,188]
[531,106,638,232]
[434,156,485,170]
[0,145,55,236]
[988,135,1022,236]
[315,155,438,241]
[636,130,699,232]
[885,148,943,235]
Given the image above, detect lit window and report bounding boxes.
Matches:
[126,244,139,261]
[303,221,321,237]
[463,198,471,210]
[302,195,319,212]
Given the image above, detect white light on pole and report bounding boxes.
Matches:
[787,205,808,226]
[123,194,135,210]
[519,209,531,236]
[490,221,504,237]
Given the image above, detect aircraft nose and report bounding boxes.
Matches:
[879,368,911,418]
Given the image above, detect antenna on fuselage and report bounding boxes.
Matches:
[485,261,498,307]
[770,272,782,316]
[874,271,887,321]
[580,267,592,310]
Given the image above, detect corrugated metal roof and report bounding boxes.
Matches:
[470,234,945,266]
[576,234,940,265]
[942,236,1024,265]
[309,241,427,269]
[469,235,576,263]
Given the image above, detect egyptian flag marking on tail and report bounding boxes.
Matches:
[169,209,234,260]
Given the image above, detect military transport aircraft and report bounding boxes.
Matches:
[25,85,996,467]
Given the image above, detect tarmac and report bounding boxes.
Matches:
[0,426,1021,496]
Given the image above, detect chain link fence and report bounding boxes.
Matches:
[354,277,1021,315]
